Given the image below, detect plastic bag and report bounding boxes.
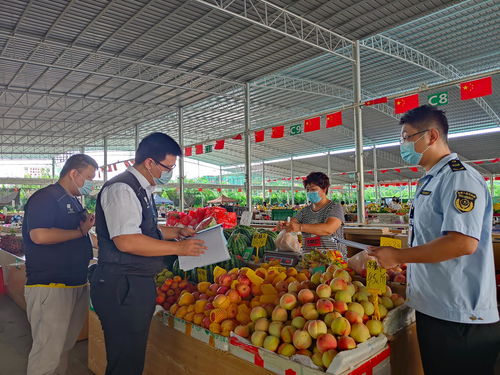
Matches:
[347,250,376,276]
[274,230,301,253]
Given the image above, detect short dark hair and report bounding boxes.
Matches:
[399,105,449,142]
[60,154,98,178]
[303,172,330,193]
[135,132,182,164]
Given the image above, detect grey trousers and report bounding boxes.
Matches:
[25,285,89,375]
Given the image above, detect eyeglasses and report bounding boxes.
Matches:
[154,160,176,172]
[400,130,429,144]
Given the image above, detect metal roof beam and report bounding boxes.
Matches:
[193,0,354,61]
[360,34,500,125]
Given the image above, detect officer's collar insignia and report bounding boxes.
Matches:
[448,159,466,172]
[454,191,477,213]
[420,190,432,195]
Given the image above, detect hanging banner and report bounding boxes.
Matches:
[289,124,302,136]
[427,91,448,106]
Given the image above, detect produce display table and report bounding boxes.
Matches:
[88,310,275,375]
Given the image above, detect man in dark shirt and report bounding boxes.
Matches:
[22,154,98,375]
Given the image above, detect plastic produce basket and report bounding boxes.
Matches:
[271,209,296,221]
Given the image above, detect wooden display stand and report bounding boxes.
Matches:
[88,310,275,375]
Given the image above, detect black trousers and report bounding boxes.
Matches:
[90,266,156,375]
[416,311,500,375]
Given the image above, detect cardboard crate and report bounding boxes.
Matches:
[230,333,390,375]
[161,311,229,351]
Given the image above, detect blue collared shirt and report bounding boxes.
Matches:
[406,153,499,324]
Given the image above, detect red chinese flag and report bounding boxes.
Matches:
[198,188,203,192]
[107,165,113,172]
[124,160,130,167]
[214,140,225,150]
[232,134,242,140]
[410,167,419,172]
[271,126,284,138]
[195,144,203,154]
[268,189,272,193]
[394,168,401,173]
[364,97,388,106]
[113,164,117,171]
[184,147,192,157]
[326,112,342,128]
[237,188,242,192]
[217,188,222,192]
[304,117,321,132]
[255,130,265,143]
[460,77,492,100]
[394,94,419,114]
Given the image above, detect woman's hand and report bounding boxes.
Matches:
[284,221,301,233]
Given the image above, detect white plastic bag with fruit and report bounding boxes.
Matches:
[274,230,301,253]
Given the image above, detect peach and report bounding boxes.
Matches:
[390,293,405,307]
[193,313,205,325]
[234,324,250,338]
[335,290,352,303]
[209,322,221,334]
[275,280,288,294]
[338,335,356,350]
[271,306,288,322]
[290,307,302,319]
[310,272,322,286]
[197,281,211,293]
[360,301,375,316]
[381,296,394,310]
[251,331,267,347]
[226,303,238,319]
[291,316,306,329]
[316,333,337,353]
[379,304,388,319]
[352,281,365,291]
[316,298,334,315]
[280,293,298,310]
[326,265,340,274]
[288,281,300,293]
[347,302,365,316]
[263,335,280,352]
[194,300,208,314]
[225,289,241,304]
[263,303,275,317]
[236,312,251,325]
[178,292,195,306]
[175,306,188,319]
[254,317,270,332]
[353,291,370,303]
[324,311,342,326]
[307,320,327,339]
[316,283,332,299]
[345,310,362,325]
[331,317,351,336]
[280,325,296,343]
[311,352,324,368]
[221,319,237,332]
[350,323,371,343]
[269,321,284,337]
[322,349,338,368]
[250,306,267,321]
[333,300,348,314]
[366,320,384,336]
[213,294,230,309]
[184,311,195,322]
[301,303,319,320]
[210,308,228,323]
[202,316,211,329]
[383,285,392,298]
[320,272,333,285]
[292,329,313,350]
[296,349,312,357]
[298,289,315,304]
[333,269,351,282]
[329,278,348,293]
[278,343,296,357]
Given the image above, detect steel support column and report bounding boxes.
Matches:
[103,137,108,182]
[353,40,365,223]
[491,175,495,198]
[52,158,55,179]
[178,107,185,211]
[262,161,265,204]
[291,158,295,206]
[135,124,140,150]
[244,83,252,209]
[373,146,379,203]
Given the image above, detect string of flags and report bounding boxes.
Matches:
[184,76,493,157]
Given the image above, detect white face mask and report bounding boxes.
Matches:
[72,171,93,196]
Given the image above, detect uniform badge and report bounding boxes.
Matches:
[454,191,477,213]
[420,190,432,195]
[448,159,466,172]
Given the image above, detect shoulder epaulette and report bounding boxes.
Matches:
[448,159,466,172]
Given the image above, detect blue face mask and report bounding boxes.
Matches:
[78,179,94,196]
[307,191,322,204]
[400,134,429,165]
[154,170,173,185]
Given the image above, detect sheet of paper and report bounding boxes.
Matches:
[178,224,230,271]
[332,237,371,251]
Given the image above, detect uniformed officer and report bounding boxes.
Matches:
[370,105,500,374]
[22,154,98,375]
[90,132,206,375]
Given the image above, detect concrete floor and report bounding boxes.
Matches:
[0,295,92,375]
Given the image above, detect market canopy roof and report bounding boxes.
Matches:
[0,0,498,184]
[208,195,237,204]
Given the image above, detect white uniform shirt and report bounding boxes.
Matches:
[100,166,156,239]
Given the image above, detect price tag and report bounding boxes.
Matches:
[305,236,321,247]
[240,211,252,226]
[242,247,254,261]
[252,233,268,248]
[311,265,326,274]
[366,260,387,294]
[380,237,402,248]
[197,268,207,282]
